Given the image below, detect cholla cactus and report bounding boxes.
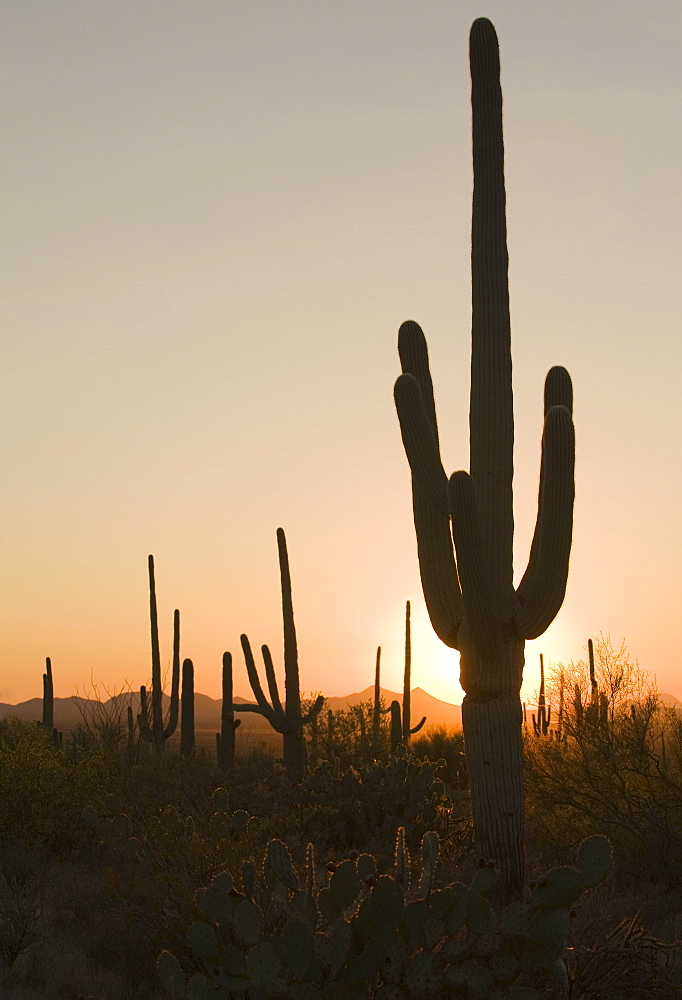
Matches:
[393,18,574,897]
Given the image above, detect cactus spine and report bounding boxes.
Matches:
[42,657,54,732]
[235,528,324,782]
[180,657,194,756]
[393,19,575,897]
[217,651,240,768]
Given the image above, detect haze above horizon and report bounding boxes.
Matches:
[2,1,681,705]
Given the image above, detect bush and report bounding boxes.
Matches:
[0,718,107,852]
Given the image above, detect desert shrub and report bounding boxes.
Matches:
[306,699,390,769]
[0,718,107,852]
[410,725,468,789]
[524,692,682,883]
[288,747,453,856]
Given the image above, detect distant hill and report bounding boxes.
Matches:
[0,686,462,731]
[323,687,462,728]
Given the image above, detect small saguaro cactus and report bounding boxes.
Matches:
[180,657,195,757]
[235,528,324,782]
[42,657,54,732]
[402,600,427,744]
[147,555,181,749]
[393,19,575,897]
[216,651,241,768]
[532,653,551,736]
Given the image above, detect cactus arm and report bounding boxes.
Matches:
[448,471,502,662]
[514,404,575,638]
[260,644,285,722]
[410,716,427,735]
[516,366,573,610]
[163,609,180,740]
[468,19,514,608]
[398,320,442,445]
[394,375,450,513]
[301,695,324,724]
[238,634,280,728]
[395,324,463,648]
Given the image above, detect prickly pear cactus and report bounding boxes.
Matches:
[158,833,611,999]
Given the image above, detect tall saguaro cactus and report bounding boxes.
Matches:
[216,651,241,768]
[146,555,180,749]
[402,601,426,744]
[42,657,54,732]
[393,18,575,897]
[236,528,324,782]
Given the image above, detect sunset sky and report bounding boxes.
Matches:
[2,1,681,708]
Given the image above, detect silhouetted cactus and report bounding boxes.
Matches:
[147,555,181,749]
[235,528,323,782]
[532,653,551,736]
[372,646,382,753]
[138,685,152,741]
[180,658,194,757]
[42,657,54,732]
[216,651,240,768]
[393,18,574,897]
[402,600,426,743]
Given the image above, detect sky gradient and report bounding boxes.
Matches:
[2,1,681,707]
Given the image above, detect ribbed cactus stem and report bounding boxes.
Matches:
[42,657,54,732]
[180,658,194,757]
[393,18,575,899]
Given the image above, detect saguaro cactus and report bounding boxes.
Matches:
[402,600,426,743]
[147,556,181,749]
[216,651,241,768]
[42,657,54,732]
[532,653,551,736]
[180,657,195,757]
[372,646,382,753]
[236,528,324,782]
[393,18,574,897]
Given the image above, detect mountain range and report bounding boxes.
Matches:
[0,686,462,732]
